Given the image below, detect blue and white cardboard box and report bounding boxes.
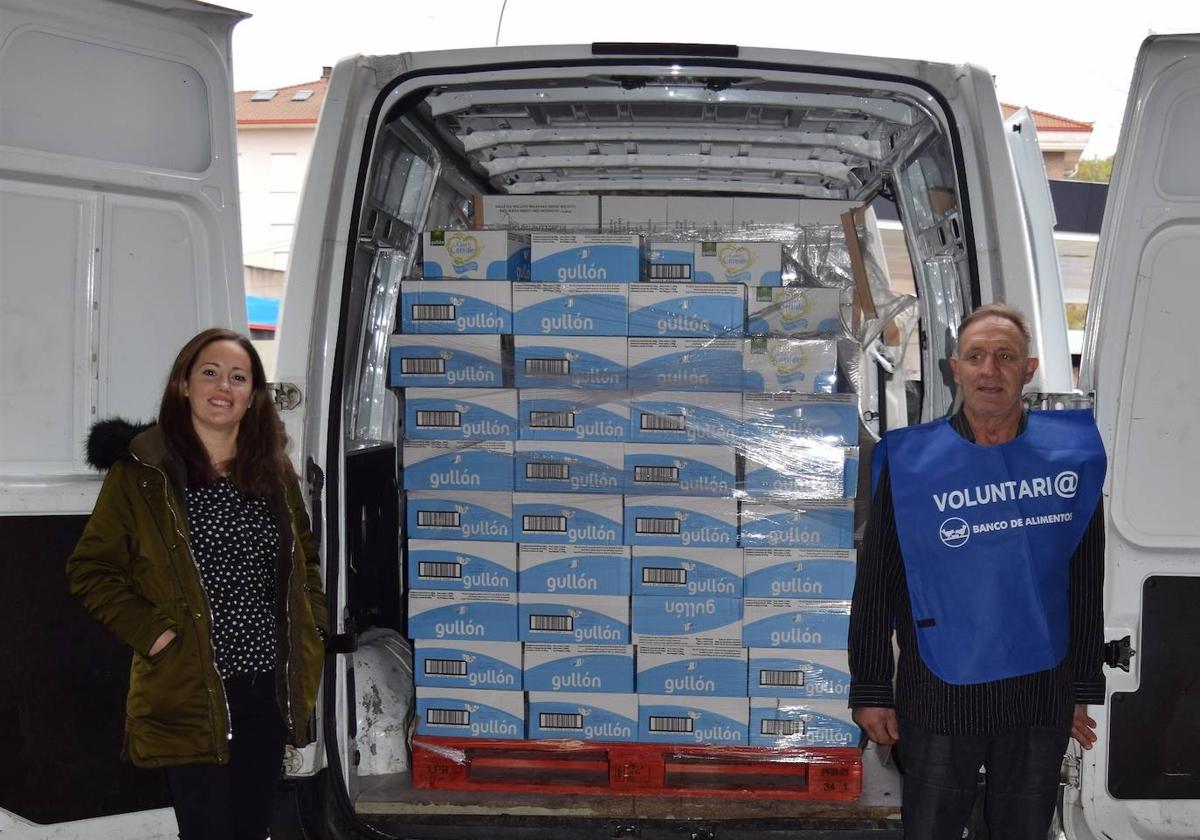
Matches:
[519,389,629,442]
[636,643,747,696]
[844,447,860,498]
[624,496,738,548]
[628,391,742,445]
[415,686,524,739]
[407,590,519,642]
[743,338,838,393]
[404,388,518,441]
[631,596,742,646]
[514,336,627,390]
[638,695,748,745]
[422,229,530,281]
[413,640,522,690]
[742,548,856,600]
[518,544,631,595]
[523,643,635,693]
[631,547,743,597]
[527,691,638,741]
[518,593,630,644]
[741,598,850,649]
[627,283,745,338]
[695,241,782,286]
[747,648,851,699]
[407,539,517,592]
[749,698,860,748]
[741,393,859,446]
[400,280,513,334]
[403,440,514,492]
[743,442,846,499]
[739,500,855,549]
[530,233,641,283]
[646,241,696,280]
[513,493,623,546]
[512,282,628,336]
[406,491,513,542]
[388,335,504,389]
[746,286,843,337]
[624,443,736,497]
[515,441,624,494]
[627,338,743,392]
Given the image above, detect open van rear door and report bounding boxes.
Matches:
[0,0,245,836]
[1070,33,1200,840]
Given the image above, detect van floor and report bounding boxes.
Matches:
[354,744,902,820]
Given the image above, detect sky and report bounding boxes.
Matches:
[228,0,1200,159]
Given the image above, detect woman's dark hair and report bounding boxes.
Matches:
[159,327,292,495]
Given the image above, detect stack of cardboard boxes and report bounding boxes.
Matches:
[390,194,864,749]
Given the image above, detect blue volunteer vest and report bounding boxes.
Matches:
[876,410,1106,685]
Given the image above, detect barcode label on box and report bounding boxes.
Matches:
[412,304,455,321]
[417,510,460,527]
[424,659,468,677]
[642,567,687,585]
[634,465,679,484]
[523,514,568,532]
[427,708,470,726]
[529,614,573,632]
[539,712,584,730]
[648,264,692,280]
[418,561,462,580]
[636,517,681,535]
[641,413,687,431]
[525,358,571,376]
[402,357,446,375]
[526,462,570,480]
[759,669,805,687]
[530,410,575,428]
[649,715,694,733]
[415,410,461,428]
[760,718,805,737]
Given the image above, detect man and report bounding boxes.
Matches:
[848,303,1107,840]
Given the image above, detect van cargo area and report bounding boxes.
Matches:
[323,50,972,834]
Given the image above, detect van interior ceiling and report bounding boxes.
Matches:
[333,62,972,818]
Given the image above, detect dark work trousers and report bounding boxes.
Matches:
[897,719,1071,840]
[166,670,286,840]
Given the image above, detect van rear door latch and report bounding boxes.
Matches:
[1104,635,1134,671]
[268,382,303,411]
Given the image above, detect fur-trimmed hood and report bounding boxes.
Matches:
[85,419,155,470]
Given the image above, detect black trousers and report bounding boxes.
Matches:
[897,719,1070,840]
[166,671,286,840]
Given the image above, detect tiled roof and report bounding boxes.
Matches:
[1000,103,1093,132]
[236,75,328,126]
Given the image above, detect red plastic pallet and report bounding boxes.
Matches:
[411,736,862,800]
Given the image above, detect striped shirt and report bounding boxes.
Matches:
[847,411,1106,734]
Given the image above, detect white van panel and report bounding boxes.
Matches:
[1077,33,1200,840]
[0,0,245,515]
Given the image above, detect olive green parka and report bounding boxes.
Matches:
[66,420,329,768]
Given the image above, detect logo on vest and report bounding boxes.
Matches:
[939,517,971,548]
[931,470,1081,512]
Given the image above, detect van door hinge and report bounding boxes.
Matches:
[1104,636,1134,671]
[268,382,303,411]
[1025,391,1095,411]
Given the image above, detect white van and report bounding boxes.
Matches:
[2,1,1197,837]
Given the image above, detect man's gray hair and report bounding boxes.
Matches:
[957,303,1032,357]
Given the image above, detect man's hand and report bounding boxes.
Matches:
[852,706,900,746]
[1072,703,1097,750]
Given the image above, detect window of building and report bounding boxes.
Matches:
[251,90,277,101]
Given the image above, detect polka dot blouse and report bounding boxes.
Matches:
[186,478,278,677]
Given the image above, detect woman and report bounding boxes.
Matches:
[67,328,329,840]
